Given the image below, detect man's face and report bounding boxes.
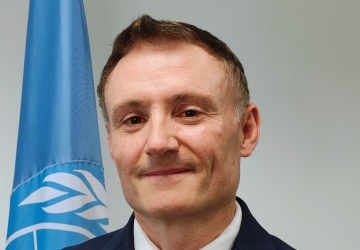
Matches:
[105,43,243,218]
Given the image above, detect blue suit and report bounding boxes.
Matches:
[63,197,295,250]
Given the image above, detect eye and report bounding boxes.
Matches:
[128,116,142,124]
[184,110,197,117]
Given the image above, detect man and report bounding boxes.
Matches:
[64,15,294,250]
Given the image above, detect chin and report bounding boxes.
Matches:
[131,192,200,219]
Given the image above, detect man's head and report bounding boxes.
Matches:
[98,14,250,125]
[101,15,260,220]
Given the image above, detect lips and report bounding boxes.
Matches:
[144,168,192,176]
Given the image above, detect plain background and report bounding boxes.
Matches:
[1,1,360,249]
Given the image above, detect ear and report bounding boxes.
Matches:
[240,103,260,157]
[106,124,115,162]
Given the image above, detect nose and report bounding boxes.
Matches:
[144,116,180,156]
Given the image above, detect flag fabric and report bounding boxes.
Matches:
[6,1,108,249]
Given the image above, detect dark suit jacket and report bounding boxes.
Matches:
[63,197,295,250]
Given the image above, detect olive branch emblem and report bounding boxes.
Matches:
[19,170,108,220]
[6,170,108,249]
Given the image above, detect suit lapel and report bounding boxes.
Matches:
[102,214,135,250]
[231,198,276,250]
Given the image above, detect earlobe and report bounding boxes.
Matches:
[240,103,261,157]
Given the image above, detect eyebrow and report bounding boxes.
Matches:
[110,100,145,123]
[170,93,217,110]
[112,100,145,113]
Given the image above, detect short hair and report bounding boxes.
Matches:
[98,14,250,124]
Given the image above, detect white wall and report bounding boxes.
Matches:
[2,1,360,249]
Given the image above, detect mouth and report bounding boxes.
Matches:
[144,168,192,177]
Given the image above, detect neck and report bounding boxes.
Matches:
[134,198,236,250]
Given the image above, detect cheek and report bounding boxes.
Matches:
[111,132,146,182]
[178,124,220,156]
[182,120,240,178]
[112,135,143,202]
[112,132,144,161]
[181,120,228,152]
[177,123,225,178]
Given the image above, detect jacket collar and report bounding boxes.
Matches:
[102,214,134,250]
[102,197,276,250]
[232,197,276,250]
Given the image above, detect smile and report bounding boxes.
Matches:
[144,168,192,177]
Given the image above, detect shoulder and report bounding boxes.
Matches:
[234,197,296,250]
[270,235,296,250]
[62,230,121,250]
[62,214,135,250]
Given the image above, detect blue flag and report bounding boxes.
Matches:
[6,1,108,249]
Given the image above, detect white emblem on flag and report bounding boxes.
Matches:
[6,169,108,249]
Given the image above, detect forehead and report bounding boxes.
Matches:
[105,43,230,108]
[112,43,223,80]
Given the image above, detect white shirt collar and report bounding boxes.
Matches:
[134,217,160,250]
[134,201,242,250]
